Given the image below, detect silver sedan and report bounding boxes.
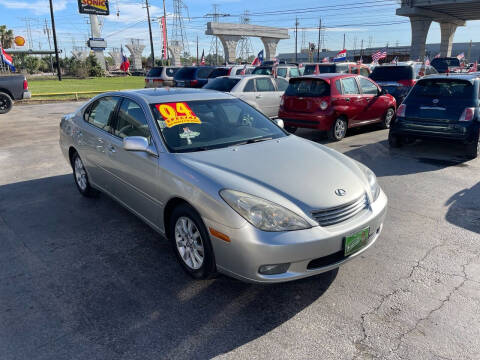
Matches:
[59,88,387,283]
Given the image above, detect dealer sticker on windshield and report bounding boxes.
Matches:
[344,227,370,256]
[155,102,201,128]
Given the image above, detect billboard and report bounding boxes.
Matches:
[78,0,109,15]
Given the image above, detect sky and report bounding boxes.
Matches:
[1,0,479,59]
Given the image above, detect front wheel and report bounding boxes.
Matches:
[328,117,347,141]
[284,125,297,134]
[0,92,13,114]
[169,204,216,279]
[382,107,395,129]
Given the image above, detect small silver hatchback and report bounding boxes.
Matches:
[59,88,387,283]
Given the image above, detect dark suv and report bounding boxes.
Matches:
[303,62,371,77]
[431,57,461,73]
[369,62,437,103]
[389,74,480,158]
[173,66,216,88]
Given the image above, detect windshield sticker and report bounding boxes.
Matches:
[155,102,201,128]
[179,127,200,144]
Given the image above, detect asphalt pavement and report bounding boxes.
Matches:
[0,102,479,360]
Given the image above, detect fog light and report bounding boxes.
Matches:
[258,263,290,275]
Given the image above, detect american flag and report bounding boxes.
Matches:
[372,49,387,62]
[457,52,465,60]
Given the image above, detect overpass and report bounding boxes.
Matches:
[397,0,480,60]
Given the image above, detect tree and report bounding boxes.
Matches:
[0,25,14,49]
[85,54,103,77]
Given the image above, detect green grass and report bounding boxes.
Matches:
[27,77,145,100]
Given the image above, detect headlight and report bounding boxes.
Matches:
[220,190,311,232]
[364,166,381,202]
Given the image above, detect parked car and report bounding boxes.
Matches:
[173,66,216,88]
[227,65,255,75]
[207,67,230,80]
[369,62,437,103]
[278,74,396,140]
[59,88,387,283]
[252,65,300,80]
[145,66,180,88]
[204,75,289,118]
[430,57,461,73]
[388,74,480,159]
[0,74,31,114]
[303,62,371,77]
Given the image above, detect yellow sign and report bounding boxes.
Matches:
[156,102,202,128]
[78,0,109,15]
[14,36,25,47]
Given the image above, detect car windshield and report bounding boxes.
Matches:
[147,67,163,77]
[285,79,330,97]
[252,67,273,75]
[150,98,286,153]
[409,79,474,99]
[370,66,413,81]
[203,78,240,92]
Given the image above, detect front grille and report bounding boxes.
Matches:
[311,194,368,226]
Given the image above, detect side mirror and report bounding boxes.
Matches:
[378,88,387,96]
[274,118,284,128]
[123,136,158,157]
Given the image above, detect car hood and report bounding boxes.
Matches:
[176,136,369,217]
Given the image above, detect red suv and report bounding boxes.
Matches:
[278,74,396,140]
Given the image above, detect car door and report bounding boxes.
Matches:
[104,97,161,225]
[236,78,258,110]
[80,96,120,190]
[357,77,387,122]
[338,77,363,126]
[254,77,277,117]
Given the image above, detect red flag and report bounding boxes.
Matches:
[120,46,130,72]
[200,50,205,65]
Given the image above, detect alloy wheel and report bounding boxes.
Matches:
[335,119,346,139]
[174,216,205,270]
[384,108,395,127]
[74,156,88,191]
[0,96,7,111]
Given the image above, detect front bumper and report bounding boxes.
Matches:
[391,118,479,142]
[279,110,335,130]
[204,190,387,283]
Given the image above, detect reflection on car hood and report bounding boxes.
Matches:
[176,136,368,214]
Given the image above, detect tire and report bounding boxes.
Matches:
[169,204,216,280]
[71,152,99,197]
[328,117,347,141]
[466,136,479,159]
[381,107,395,129]
[0,92,13,114]
[388,133,402,148]
[284,125,297,134]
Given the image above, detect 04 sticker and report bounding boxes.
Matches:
[155,102,201,128]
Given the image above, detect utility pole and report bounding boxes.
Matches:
[343,33,346,50]
[360,39,364,59]
[317,18,321,62]
[162,0,168,62]
[196,35,198,64]
[145,0,155,66]
[294,17,299,63]
[44,19,54,73]
[48,0,61,81]
[468,39,472,62]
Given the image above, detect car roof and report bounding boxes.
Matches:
[420,73,480,83]
[376,62,423,67]
[105,88,236,103]
[216,75,275,80]
[299,73,357,80]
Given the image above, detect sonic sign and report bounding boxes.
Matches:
[78,0,109,15]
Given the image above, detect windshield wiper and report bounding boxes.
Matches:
[230,137,273,147]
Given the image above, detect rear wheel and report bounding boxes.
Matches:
[466,136,479,159]
[388,133,402,148]
[381,107,395,129]
[328,117,347,141]
[284,125,297,134]
[0,92,13,114]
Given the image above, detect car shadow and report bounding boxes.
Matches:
[294,124,385,145]
[0,174,337,359]
[445,182,480,234]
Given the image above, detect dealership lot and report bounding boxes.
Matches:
[1,102,479,359]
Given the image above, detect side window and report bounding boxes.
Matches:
[337,64,348,73]
[335,79,342,93]
[275,78,289,91]
[197,68,213,78]
[360,67,370,77]
[277,68,287,77]
[85,96,119,131]
[243,79,255,92]
[289,68,300,77]
[349,66,358,74]
[113,98,151,141]
[255,78,275,92]
[340,77,360,95]
[359,77,379,95]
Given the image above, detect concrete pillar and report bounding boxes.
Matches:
[108,50,122,69]
[218,35,241,64]
[409,16,432,61]
[89,15,106,70]
[71,50,89,61]
[440,22,458,57]
[260,37,280,61]
[125,43,145,71]
[169,40,182,66]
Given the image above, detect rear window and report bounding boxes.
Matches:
[203,78,240,92]
[165,67,179,77]
[318,65,336,73]
[409,79,474,99]
[174,67,196,79]
[370,66,413,81]
[147,67,163,77]
[431,58,460,71]
[303,65,317,75]
[285,79,330,97]
[252,67,273,75]
[289,68,300,77]
[208,68,229,78]
[198,68,214,78]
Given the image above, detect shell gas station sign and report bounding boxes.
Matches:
[78,0,109,15]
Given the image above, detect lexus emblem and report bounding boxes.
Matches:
[432,98,439,104]
[335,188,346,196]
